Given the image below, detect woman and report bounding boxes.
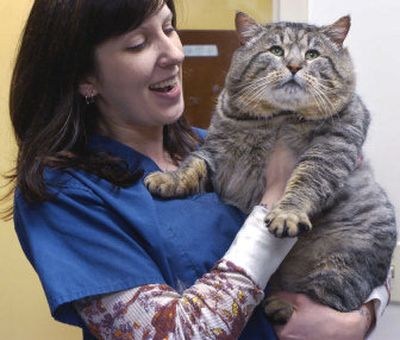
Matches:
[7,0,386,339]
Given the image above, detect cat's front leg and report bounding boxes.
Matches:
[261,144,313,237]
[144,155,210,197]
[264,160,317,237]
[266,138,362,237]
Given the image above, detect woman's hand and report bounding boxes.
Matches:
[260,144,297,207]
[272,292,375,340]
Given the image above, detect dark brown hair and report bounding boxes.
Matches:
[3,0,200,219]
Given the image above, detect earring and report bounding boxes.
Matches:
[84,90,96,105]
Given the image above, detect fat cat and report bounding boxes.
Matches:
[145,13,397,323]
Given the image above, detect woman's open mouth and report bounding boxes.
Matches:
[149,77,178,93]
[149,76,181,99]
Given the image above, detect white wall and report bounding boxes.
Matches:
[307,0,400,231]
[273,0,308,21]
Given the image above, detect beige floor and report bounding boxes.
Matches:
[370,303,400,340]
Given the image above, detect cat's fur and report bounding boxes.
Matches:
[145,13,397,323]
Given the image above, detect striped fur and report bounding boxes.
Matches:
[145,14,397,321]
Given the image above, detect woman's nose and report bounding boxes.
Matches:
[158,34,185,68]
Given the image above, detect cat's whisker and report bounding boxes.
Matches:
[235,80,267,102]
[232,80,264,95]
[303,74,335,93]
[233,75,280,111]
[315,90,341,124]
[310,91,323,113]
[315,87,337,119]
[305,74,334,85]
[309,90,326,117]
[242,84,269,112]
[309,86,332,117]
[233,72,280,93]
[315,82,337,94]
[232,78,270,100]
[309,81,335,108]
[243,76,281,112]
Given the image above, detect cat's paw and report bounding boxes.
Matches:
[265,208,312,237]
[144,171,189,197]
[263,296,294,325]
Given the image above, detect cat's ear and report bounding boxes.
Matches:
[322,15,351,47]
[235,12,261,45]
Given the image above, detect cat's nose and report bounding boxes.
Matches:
[287,64,302,75]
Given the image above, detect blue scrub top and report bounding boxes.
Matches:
[14,131,276,339]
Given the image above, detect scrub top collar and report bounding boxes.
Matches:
[88,134,160,173]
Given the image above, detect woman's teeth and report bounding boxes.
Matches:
[149,78,177,92]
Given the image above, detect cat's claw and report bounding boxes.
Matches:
[265,208,312,237]
[144,172,187,197]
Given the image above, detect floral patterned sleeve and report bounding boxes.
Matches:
[75,260,264,339]
[75,206,297,339]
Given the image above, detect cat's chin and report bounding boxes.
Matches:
[272,82,306,102]
[270,91,308,112]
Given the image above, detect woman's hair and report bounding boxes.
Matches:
[3,0,200,218]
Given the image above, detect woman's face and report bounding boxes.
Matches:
[87,4,185,131]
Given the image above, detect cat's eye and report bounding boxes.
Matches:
[305,49,320,60]
[269,46,284,57]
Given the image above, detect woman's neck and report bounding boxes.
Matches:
[97,122,177,171]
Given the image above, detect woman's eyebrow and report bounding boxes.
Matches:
[124,9,174,39]
[163,12,173,24]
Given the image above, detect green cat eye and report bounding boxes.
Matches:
[269,46,284,57]
[305,49,320,60]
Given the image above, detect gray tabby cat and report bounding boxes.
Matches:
[145,13,397,323]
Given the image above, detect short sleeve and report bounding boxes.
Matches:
[192,127,207,140]
[14,180,166,326]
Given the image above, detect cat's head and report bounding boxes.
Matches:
[225,13,355,120]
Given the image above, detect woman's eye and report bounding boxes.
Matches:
[127,41,146,51]
[269,45,284,57]
[305,49,320,60]
[164,26,176,35]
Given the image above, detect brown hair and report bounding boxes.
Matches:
[3,0,200,219]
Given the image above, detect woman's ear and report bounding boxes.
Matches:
[78,76,98,98]
[235,12,261,45]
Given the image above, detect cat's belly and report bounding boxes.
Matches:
[213,152,266,212]
[208,120,311,212]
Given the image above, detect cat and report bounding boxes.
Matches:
[145,12,397,324]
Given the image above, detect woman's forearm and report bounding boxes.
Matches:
[75,206,296,339]
[75,260,264,340]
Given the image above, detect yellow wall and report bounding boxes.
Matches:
[177,0,272,29]
[0,1,271,339]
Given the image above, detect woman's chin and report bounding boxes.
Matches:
[163,106,185,125]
